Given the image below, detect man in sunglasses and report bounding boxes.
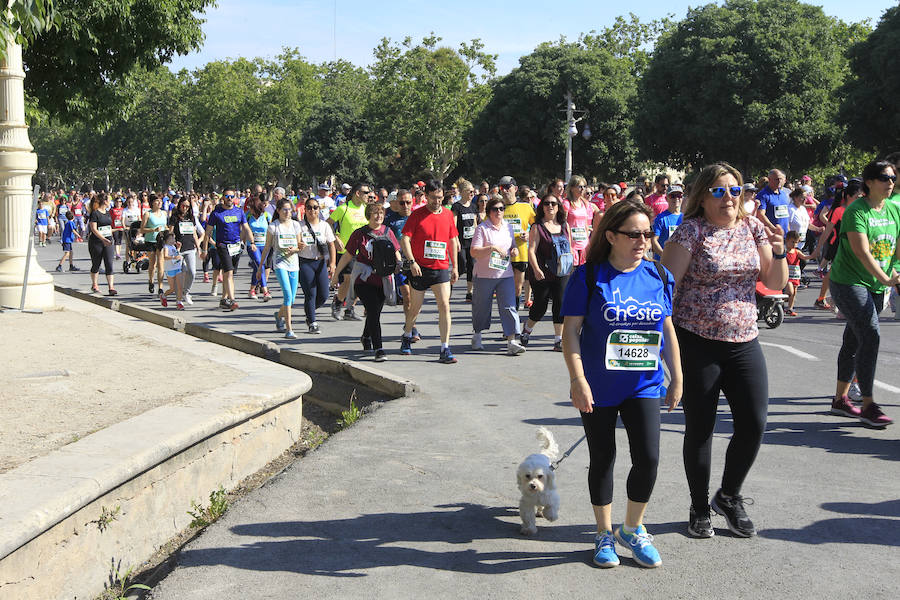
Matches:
[756,169,791,234]
[386,189,416,329]
[498,175,535,308]
[651,184,685,260]
[201,188,255,311]
[645,174,670,217]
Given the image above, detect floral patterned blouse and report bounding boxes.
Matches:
[668,216,769,342]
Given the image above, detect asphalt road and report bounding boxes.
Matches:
[36,241,900,599]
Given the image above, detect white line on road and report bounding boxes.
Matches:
[874,380,900,394]
[759,341,820,361]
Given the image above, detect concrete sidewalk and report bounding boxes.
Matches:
[35,243,900,599]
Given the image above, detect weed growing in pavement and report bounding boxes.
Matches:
[106,566,150,599]
[339,390,361,429]
[90,505,121,533]
[187,486,228,528]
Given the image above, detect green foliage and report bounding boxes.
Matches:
[339,391,362,429]
[188,486,228,528]
[838,5,900,155]
[105,566,150,600]
[635,0,869,176]
[0,0,59,57]
[91,505,121,533]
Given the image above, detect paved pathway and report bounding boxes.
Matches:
[38,244,900,598]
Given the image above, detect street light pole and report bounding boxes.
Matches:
[565,91,574,184]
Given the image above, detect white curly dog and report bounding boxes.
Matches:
[516,426,560,535]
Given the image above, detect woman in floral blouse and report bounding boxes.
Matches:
[662,162,787,540]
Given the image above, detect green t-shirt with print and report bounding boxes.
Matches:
[830,197,900,292]
[329,200,368,249]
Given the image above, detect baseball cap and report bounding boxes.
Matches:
[618,181,627,190]
[415,180,425,188]
[340,183,351,191]
[801,175,812,182]
[498,176,517,187]
[666,184,684,196]
[742,183,758,193]
[318,182,331,190]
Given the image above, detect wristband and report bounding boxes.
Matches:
[773,251,786,260]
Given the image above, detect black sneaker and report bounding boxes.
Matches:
[55,265,62,272]
[331,299,342,320]
[710,489,756,537]
[69,265,80,271]
[688,506,715,538]
[149,282,155,294]
[374,349,387,362]
[344,307,362,321]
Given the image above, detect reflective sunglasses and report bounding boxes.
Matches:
[875,173,897,182]
[614,230,654,240]
[708,186,742,198]
[224,194,236,199]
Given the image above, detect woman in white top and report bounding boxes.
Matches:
[296,196,336,333]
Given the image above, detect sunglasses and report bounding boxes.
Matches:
[615,230,654,240]
[875,173,897,182]
[669,192,683,199]
[306,204,319,209]
[489,206,505,212]
[224,194,236,199]
[708,186,743,198]
[542,201,558,207]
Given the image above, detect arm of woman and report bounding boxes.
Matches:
[847,232,900,286]
[327,241,336,278]
[660,242,691,288]
[562,315,592,413]
[759,225,788,290]
[527,225,544,280]
[140,211,151,234]
[260,231,273,266]
[815,220,834,258]
[662,316,683,412]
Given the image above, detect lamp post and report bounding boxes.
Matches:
[563,91,591,183]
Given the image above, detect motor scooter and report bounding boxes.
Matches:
[756,280,787,329]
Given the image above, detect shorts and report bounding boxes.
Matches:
[788,278,800,286]
[62,242,72,252]
[511,261,527,273]
[337,254,352,282]
[216,243,241,272]
[409,266,451,291]
[166,268,182,278]
[37,224,47,234]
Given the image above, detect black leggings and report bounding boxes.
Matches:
[580,396,660,506]
[89,238,114,274]
[457,245,474,282]
[676,327,769,512]
[355,282,386,350]
[528,274,569,324]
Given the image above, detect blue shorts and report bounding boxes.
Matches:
[62,242,72,252]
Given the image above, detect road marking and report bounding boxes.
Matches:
[759,342,820,361]
[874,380,900,394]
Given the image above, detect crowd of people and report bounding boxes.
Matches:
[37,156,900,567]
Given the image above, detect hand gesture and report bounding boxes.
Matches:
[766,224,785,255]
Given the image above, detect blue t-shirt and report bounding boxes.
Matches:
[652,210,683,260]
[36,208,49,226]
[384,209,409,241]
[62,221,76,244]
[207,206,246,244]
[560,261,674,407]
[757,186,791,232]
[246,212,270,247]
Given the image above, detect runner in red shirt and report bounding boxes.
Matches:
[400,179,460,363]
[110,197,125,259]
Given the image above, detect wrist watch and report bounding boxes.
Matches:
[773,251,786,259]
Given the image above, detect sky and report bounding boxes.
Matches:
[167,0,899,75]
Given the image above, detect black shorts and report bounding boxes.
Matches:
[512,261,527,273]
[409,266,451,291]
[216,243,241,272]
[337,253,352,282]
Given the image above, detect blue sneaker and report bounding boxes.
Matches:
[400,335,412,355]
[438,348,457,364]
[274,311,285,333]
[615,524,661,568]
[592,532,619,568]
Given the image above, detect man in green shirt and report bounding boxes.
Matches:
[328,183,375,321]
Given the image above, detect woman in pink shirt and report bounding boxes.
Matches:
[563,175,599,266]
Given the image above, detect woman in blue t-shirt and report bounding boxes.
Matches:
[561,199,682,569]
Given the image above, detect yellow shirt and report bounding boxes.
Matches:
[330,200,368,249]
[503,201,535,263]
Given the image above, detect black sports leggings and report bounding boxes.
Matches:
[528,274,569,324]
[89,238,114,274]
[355,282,386,350]
[580,396,660,506]
[457,245,474,282]
[676,326,769,512]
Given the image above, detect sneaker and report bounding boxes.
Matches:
[211,282,218,296]
[176,301,185,310]
[614,525,661,568]
[68,265,80,271]
[465,292,473,303]
[344,307,362,321]
[400,335,413,355]
[249,287,257,300]
[184,293,193,306]
[262,290,272,302]
[229,300,239,311]
[160,295,168,307]
[848,380,862,402]
[553,340,563,352]
[687,506,715,538]
[524,300,533,309]
[592,532,619,568]
[361,336,373,351]
[411,327,421,342]
[519,331,531,347]
[859,402,893,427]
[374,349,387,362]
[814,298,832,310]
[309,322,320,334]
[284,330,297,339]
[471,332,484,351]
[149,282,155,294]
[786,309,798,317]
[274,311,286,332]
[331,299,343,320]
[830,395,861,418]
[55,264,62,272]
[221,298,234,311]
[439,348,457,364]
[203,272,210,283]
[710,490,756,537]
[507,340,526,355]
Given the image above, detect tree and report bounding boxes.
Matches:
[467,38,638,184]
[0,0,58,57]
[634,0,869,176]
[838,5,900,155]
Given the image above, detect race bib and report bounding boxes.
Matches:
[97,225,112,238]
[253,231,267,245]
[113,218,123,228]
[488,250,510,271]
[668,224,679,237]
[463,225,475,239]
[773,204,789,219]
[423,240,447,260]
[277,233,297,249]
[74,208,82,216]
[571,226,588,243]
[226,243,241,257]
[301,230,315,245]
[788,264,802,280]
[505,217,523,233]
[179,221,195,235]
[605,330,661,371]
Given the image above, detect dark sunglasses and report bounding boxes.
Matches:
[708,186,742,198]
[224,194,236,199]
[542,201,559,207]
[875,173,897,182]
[615,230,654,240]
[489,206,505,212]
[306,204,319,209]
[668,192,683,199]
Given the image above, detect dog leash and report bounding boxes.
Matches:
[550,434,586,471]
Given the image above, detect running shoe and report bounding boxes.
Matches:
[814,298,832,310]
[411,327,421,342]
[309,322,320,334]
[592,532,619,568]
[614,525,661,568]
[786,309,798,317]
[848,380,862,402]
[160,295,168,307]
[519,331,530,347]
[55,265,62,272]
[553,340,563,352]
[108,289,118,296]
[249,287,257,299]
[149,282,155,294]
[465,292,473,303]
[374,349,387,362]
[91,286,101,294]
[710,490,756,537]
[184,293,193,306]
[284,330,297,339]
[331,299,342,320]
[230,300,240,311]
[687,506,715,538]
[176,301,185,310]
[219,298,229,309]
[344,307,362,321]
[471,332,484,351]
[274,311,285,332]
[68,265,80,271]
[400,335,413,355]
[361,336,373,351]
[507,340,526,355]
[438,348,457,364]
[830,395,861,418]
[859,403,893,427]
[210,281,218,296]
[524,300,534,309]
[262,290,272,302]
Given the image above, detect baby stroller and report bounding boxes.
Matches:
[123,221,151,274]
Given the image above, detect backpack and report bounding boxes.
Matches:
[368,229,397,276]
[541,223,574,278]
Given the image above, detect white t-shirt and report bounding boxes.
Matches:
[268,219,303,272]
[297,219,336,261]
[317,195,335,220]
[788,203,810,243]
